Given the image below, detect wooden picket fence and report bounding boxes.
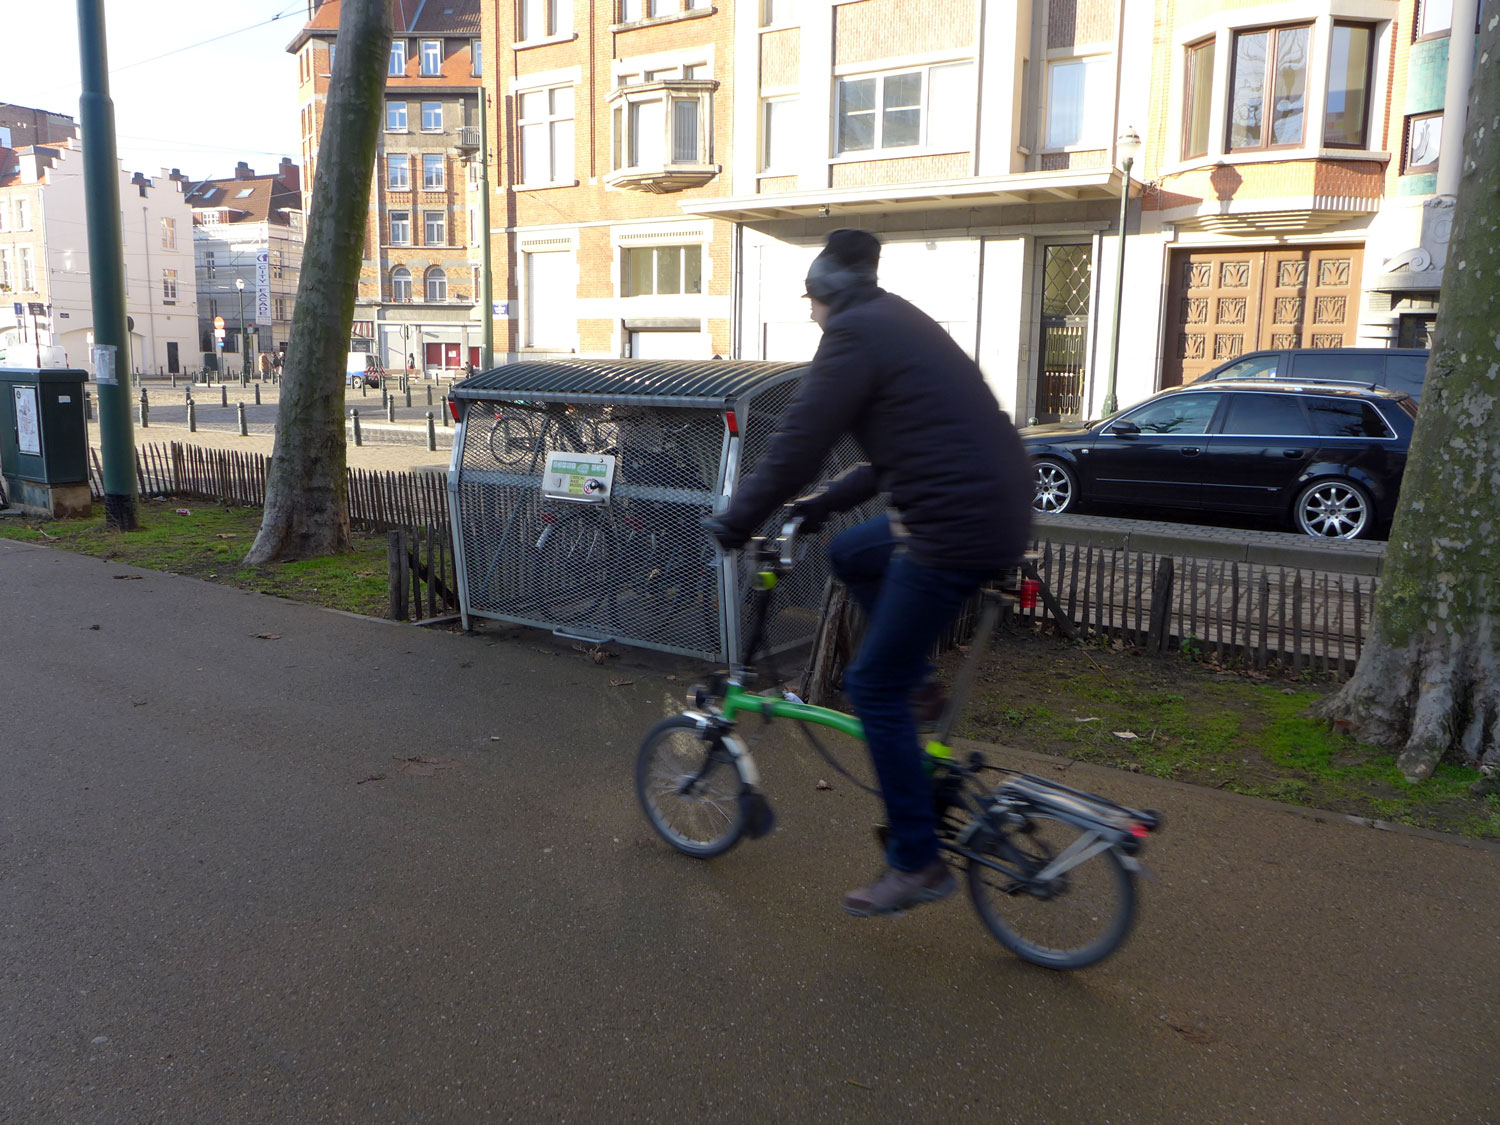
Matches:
[945,539,1379,677]
[386,523,460,622]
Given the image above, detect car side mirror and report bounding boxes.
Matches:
[1108,420,1140,436]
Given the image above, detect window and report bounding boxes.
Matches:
[0,205,7,232]
[0,249,10,289]
[274,297,287,320]
[1290,351,1386,383]
[620,0,642,20]
[525,251,573,349]
[420,40,441,76]
[18,248,33,290]
[425,267,447,302]
[472,39,483,77]
[422,153,445,190]
[424,210,446,245]
[519,86,575,185]
[524,0,566,38]
[389,210,410,244]
[1182,39,1216,159]
[162,268,177,304]
[205,251,216,279]
[1228,25,1310,151]
[386,102,408,131]
[328,44,335,73]
[14,198,30,230]
[161,217,176,250]
[389,40,407,76]
[1221,393,1310,436]
[838,63,976,154]
[421,102,443,132]
[762,97,799,171]
[272,250,283,279]
[1044,56,1111,149]
[760,0,789,26]
[1211,353,1279,380]
[1385,352,1429,393]
[623,245,702,295]
[1404,112,1442,174]
[1417,0,1453,38]
[686,0,709,8]
[388,153,410,190]
[391,266,412,302]
[1325,23,1374,148]
[1306,397,1394,438]
[1122,392,1222,435]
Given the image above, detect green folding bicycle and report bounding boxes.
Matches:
[635,519,1163,971]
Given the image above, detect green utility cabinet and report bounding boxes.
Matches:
[0,368,92,518]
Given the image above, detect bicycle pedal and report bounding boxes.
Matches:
[741,790,777,838]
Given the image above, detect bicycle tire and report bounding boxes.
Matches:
[636,715,747,858]
[965,811,1136,970]
[487,416,540,466]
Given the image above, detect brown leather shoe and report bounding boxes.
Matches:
[842,860,956,917]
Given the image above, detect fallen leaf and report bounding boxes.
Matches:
[609,678,635,687]
[588,646,609,664]
[250,632,282,640]
[846,1078,873,1090]
[111,574,143,581]
[816,779,833,791]
[88,624,100,631]
[356,774,387,785]
[1113,730,1139,740]
[214,533,237,539]
[1074,716,1101,724]
[393,755,460,777]
[1162,1018,1217,1045]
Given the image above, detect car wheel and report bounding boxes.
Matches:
[1032,459,1077,515]
[1294,478,1372,539]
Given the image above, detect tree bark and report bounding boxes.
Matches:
[1317,15,1500,781]
[244,0,392,564]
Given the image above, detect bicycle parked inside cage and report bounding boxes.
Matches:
[635,517,1163,971]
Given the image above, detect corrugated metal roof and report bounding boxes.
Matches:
[451,359,807,408]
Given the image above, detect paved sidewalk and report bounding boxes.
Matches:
[2,537,1496,1121]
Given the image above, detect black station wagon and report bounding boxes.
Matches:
[1023,380,1417,539]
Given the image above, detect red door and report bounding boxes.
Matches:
[424,342,443,370]
[444,343,461,368]
[468,346,481,369]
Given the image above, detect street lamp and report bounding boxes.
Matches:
[234,277,246,379]
[1101,126,1142,417]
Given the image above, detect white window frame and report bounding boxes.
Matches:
[622,243,703,296]
[517,85,576,186]
[274,297,287,320]
[272,250,283,279]
[420,39,442,76]
[421,102,444,132]
[522,248,575,350]
[422,152,446,190]
[1042,53,1113,151]
[424,210,446,245]
[14,198,30,230]
[388,153,410,190]
[391,266,413,302]
[472,39,483,77]
[162,268,178,304]
[389,210,411,245]
[204,251,216,279]
[389,40,407,76]
[386,102,409,132]
[425,267,448,302]
[833,61,975,157]
[760,0,793,28]
[161,217,175,250]
[523,0,569,40]
[0,248,10,289]
[0,205,7,232]
[18,247,33,290]
[760,96,799,172]
[609,71,714,172]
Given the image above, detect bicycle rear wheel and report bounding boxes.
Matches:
[636,716,746,858]
[966,811,1135,970]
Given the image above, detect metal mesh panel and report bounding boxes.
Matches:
[735,378,877,663]
[457,399,726,658]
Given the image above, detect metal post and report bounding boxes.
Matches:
[237,403,247,436]
[187,397,196,432]
[220,383,228,408]
[138,388,149,428]
[254,383,261,406]
[425,385,433,406]
[387,398,396,423]
[1102,154,1134,418]
[351,409,362,446]
[235,286,245,379]
[477,93,493,371]
[440,396,449,427]
[426,411,436,451]
[404,384,412,409]
[77,0,137,528]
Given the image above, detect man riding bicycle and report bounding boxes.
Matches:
[705,229,1034,917]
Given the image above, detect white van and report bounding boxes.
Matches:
[0,342,69,370]
[345,352,383,388]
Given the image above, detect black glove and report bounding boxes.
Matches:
[702,515,749,551]
[788,489,835,535]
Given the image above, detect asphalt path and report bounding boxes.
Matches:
[1,538,1496,1121]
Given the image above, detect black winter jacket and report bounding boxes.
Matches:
[722,285,1033,572]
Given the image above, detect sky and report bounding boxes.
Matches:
[3,0,306,181]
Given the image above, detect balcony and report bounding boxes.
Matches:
[455,126,481,154]
[605,80,719,194]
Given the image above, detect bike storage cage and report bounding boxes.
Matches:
[446,359,873,662]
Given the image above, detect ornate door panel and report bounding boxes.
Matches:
[1034,243,1093,420]
[1161,251,1265,387]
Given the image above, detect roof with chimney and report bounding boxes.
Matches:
[184,160,302,226]
[287,0,480,51]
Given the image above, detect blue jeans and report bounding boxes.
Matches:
[828,515,987,872]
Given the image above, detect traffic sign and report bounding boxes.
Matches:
[213,315,225,330]
[214,328,226,340]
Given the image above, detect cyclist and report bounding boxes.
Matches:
[705,228,1033,917]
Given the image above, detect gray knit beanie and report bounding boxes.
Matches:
[803,228,882,300]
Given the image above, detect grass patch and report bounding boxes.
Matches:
[949,627,1498,842]
[0,503,392,617]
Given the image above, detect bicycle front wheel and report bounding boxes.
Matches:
[966,812,1135,970]
[636,716,746,858]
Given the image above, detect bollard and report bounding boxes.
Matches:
[220,384,228,408]
[188,397,197,432]
[426,411,436,451]
[171,374,177,389]
[361,379,368,398]
[185,387,192,407]
[241,371,248,388]
[441,396,450,427]
[381,384,389,409]
[404,385,412,409]
[387,398,396,423]
[85,391,93,422]
[351,409,362,446]
[425,385,433,406]
[138,388,149,428]
[254,383,261,406]
[237,402,248,436]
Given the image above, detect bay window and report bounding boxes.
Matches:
[1182,39,1215,159]
[607,74,717,190]
[1324,23,1374,148]
[1228,25,1310,151]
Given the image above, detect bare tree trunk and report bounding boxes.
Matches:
[1317,16,1500,781]
[244,0,391,564]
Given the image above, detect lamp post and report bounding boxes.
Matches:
[1101,127,1142,418]
[234,276,246,379]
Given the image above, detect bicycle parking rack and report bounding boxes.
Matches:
[447,359,872,663]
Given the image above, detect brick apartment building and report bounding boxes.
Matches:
[183,159,305,374]
[290,0,483,375]
[478,0,737,362]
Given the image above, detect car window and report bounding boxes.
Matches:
[1220,393,1311,436]
[1305,397,1395,438]
[1210,354,1280,380]
[1290,350,1384,384]
[1384,355,1428,399]
[1122,393,1222,435]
